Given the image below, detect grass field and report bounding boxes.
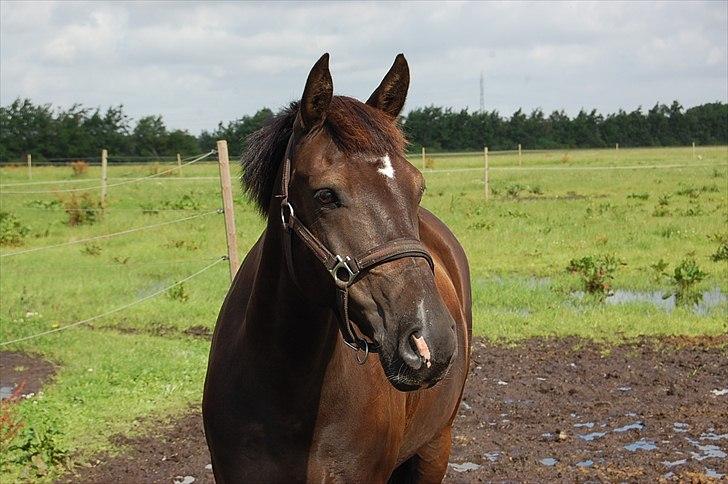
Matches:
[1,145,727,480]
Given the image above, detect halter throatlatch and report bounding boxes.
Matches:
[277,146,434,364]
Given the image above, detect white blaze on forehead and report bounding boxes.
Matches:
[377,154,395,179]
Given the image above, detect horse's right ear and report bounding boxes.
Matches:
[299,53,333,132]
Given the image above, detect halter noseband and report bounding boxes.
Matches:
[276,138,434,364]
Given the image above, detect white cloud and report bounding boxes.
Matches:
[1,0,725,134]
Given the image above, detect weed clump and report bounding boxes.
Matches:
[567,254,624,302]
[0,212,30,246]
[7,418,69,477]
[168,283,190,302]
[70,160,89,177]
[505,183,526,198]
[0,383,25,473]
[80,243,102,256]
[668,258,708,306]
[709,233,728,262]
[63,193,101,226]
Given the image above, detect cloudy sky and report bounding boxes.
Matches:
[1,1,726,134]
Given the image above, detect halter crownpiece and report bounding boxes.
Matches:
[277,148,434,364]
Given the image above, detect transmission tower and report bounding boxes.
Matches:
[479,71,485,112]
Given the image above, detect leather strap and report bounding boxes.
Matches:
[276,143,434,360]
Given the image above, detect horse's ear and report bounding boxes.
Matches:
[299,53,333,131]
[366,53,410,118]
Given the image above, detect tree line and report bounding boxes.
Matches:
[0,98,725,162]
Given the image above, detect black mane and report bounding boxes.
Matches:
[241,96,406,215]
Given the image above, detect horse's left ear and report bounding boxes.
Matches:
[299,53,333,131]
[366,53,410,118]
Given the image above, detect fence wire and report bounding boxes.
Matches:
[0,257,226,347]
[0,150,216,194]
[0,209,220,258]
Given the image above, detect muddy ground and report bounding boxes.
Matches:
[0,351,56,400]
[31,336,728,482]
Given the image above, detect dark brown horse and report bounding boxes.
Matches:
[203,53,471,483]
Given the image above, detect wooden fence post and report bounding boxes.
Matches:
[177,153,182,174]
[615,143,619,150]
[484,146,490,200]
[421,146,426,170]
[692,142,696,160]
[217,140,240,281]
[27,154,32,179]
[100,149,108,207]
[518,144,522,166]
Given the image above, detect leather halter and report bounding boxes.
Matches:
[276,137,435,364]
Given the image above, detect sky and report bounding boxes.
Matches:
[1,0,726,134]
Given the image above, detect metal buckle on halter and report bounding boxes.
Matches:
[330,255,358,287]
[280,201,294,229]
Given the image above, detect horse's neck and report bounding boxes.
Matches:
[242,220,339,379]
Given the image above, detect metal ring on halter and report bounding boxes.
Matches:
[355,340,369,365]
[280,201,294,229]
[330,255,358,288]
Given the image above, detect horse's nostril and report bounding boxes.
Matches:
[410,332,432,369]
[399,330,423,370]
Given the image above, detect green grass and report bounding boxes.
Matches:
[1,146,727,480]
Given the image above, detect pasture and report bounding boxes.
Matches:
[1,145,726,481]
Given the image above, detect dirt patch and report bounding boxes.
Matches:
[0,351,56,399]
[62,337,727,482]
[446,336,727,482]
[88,323,212,340]
[59,409,214,484]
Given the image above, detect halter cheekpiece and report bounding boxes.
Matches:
[276,137,434,364]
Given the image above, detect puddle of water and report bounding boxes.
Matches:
[700,432,728,441]
[617,386,632,392]
[574,422,595,429]
[673,422,689,433]
[539,457,558,466]
[662,459,687,468]
[662,471,675,479]
[576,460,594,468]
[624,439,657,452]
[625,412,638,417]
[706,468,725,479]
[449,462,482,473]
[0,386,13,400]
[579,432,607,442]
[690,444,727,461]
[572,287,726,315]
[484,451,500,462]
[614,421,645,433]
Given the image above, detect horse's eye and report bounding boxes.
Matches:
[314,189,339,206]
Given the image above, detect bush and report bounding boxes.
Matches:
[0,211,30,246]
[668,258,707,306]
[709,233,728,262]
[167,283,190,302]
[70,160,89,177]
[0,383,25,473]
[80,243,102,256]
[63,193,100,226]
[424,156,435,169]
[567,254,624,301]
[505,183,526,198]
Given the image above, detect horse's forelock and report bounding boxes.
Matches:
[241,96,407,216]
